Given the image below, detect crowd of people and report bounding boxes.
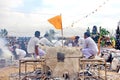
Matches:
[1,27,119,61]
[1,29,120,72]
[1,29,99,60]
[5,36,30,59]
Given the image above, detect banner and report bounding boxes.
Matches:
[48,15,62,29]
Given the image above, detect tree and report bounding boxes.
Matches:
[100,28,110,36]
[115,25,120,50]
[98,27,110,47]
[0,29,8,37]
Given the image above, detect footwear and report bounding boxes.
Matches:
[88,55,95,59]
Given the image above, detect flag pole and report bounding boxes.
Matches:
[48,14,64,47]
[60,14,64,47]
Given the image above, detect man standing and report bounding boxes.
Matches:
[27,31,40,59]
[82,32,98,59]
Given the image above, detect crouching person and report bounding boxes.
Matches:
[34,48,46,59]
[81,32,98,59]
[15,47,26,60]
[27,31,46,59]
[12,46,26,60]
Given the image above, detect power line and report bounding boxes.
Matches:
[70,0,110,28]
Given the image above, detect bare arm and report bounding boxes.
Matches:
[35,45,39,55]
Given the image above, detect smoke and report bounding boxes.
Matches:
[0,38,13,59]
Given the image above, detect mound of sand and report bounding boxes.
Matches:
[41,46,82,77]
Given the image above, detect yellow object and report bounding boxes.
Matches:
[70,36,75,40]
[48,15,62,29]
[97,37,101,55]
[111,39,115,48]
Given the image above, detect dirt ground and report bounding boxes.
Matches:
[0,65,120,80]
[0,46,120,80]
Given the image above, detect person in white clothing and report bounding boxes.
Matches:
[15,48,26,60]
[82,32,98,59]
[78,37,85,48]
[33,48,46,58]
[27,31,41,59]
[39,33,54,47]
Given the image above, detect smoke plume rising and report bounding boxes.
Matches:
[0,38,13,59]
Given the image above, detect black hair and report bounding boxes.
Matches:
[75,36,80,40]
[44,33,49,37]
[84,32,90,37]
[35,31,40,37]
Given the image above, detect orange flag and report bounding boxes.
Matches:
[48,15,62,29]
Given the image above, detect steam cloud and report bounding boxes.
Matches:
[0,38,13,59]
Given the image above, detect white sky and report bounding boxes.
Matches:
[0,0,120,37]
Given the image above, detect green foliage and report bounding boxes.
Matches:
[100,28,110,36]
[101,40,105,47]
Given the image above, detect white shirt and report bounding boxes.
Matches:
[27,37,40,54]
[84,37,98,53]
[15,48,26,59]
[54,40,62,47]
[78,38,85,47]
[39,37,54,46]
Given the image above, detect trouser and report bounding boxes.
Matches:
[82,48,97,58]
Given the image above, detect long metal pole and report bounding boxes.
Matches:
[60,14,64,47]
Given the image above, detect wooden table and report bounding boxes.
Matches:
[79,58,107,80]
[19,58,46,80]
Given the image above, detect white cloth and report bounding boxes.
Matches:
[82,37,98,58]
[27,37,40,54]
[33,48,46,58]
[78,38,85,47]
[118,69,120,73]
[68,43,73,47]
[39,37,54,46]
[111,58,119,70]
[38,48,46,56]
[54,41,62,47]
[15,48,26,59]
